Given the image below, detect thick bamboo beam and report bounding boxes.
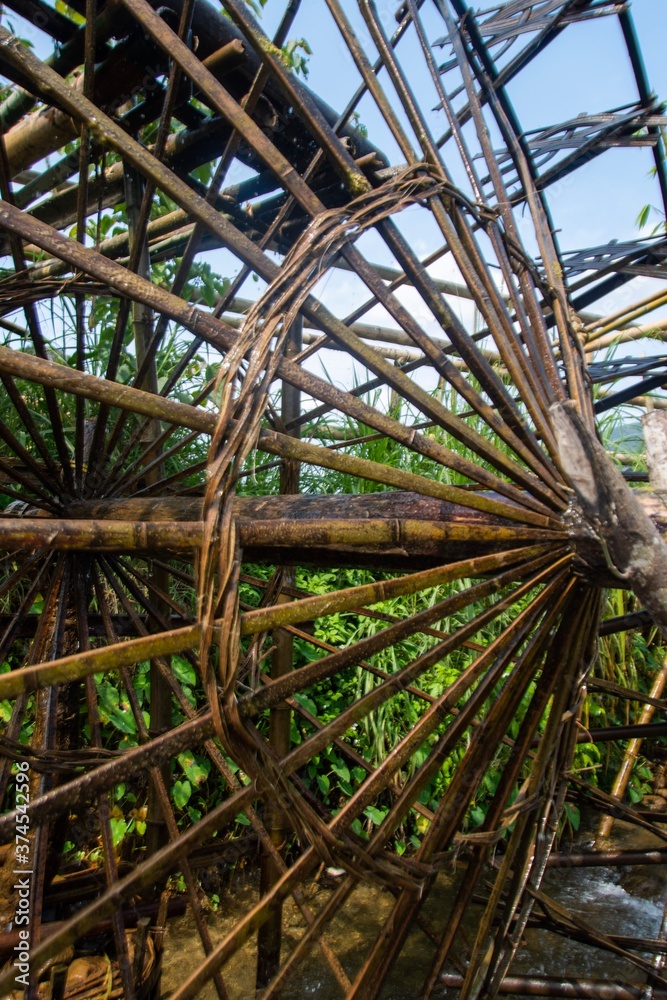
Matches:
[50,492,667,536]
[55,492,553,525]
[0,514,558,556]
[0,518,202,552]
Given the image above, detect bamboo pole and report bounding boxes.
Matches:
[597,654,667,839]
[546,848,667,868]
[0,519,202,552]
[583,288,667,339]
[240,545,554,637]
[0,515,561,555]
[439,973,667,999]
[584,316,667,354]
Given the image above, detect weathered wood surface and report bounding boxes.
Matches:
[643,409,667,492]
[552,401,667,635]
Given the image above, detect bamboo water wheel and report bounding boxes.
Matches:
[0,0,666,997]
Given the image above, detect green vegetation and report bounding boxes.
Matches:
[2,288,665,867]
[0,9,663,879]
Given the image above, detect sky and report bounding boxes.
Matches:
[283,0,667,254]
[3,0,667,410]
[6,0,666,275]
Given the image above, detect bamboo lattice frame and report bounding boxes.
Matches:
[0,0,666,997]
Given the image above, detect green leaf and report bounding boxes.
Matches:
[470,805,485,827]
[293,692,318,717]
[317,774,330,795]
[109,817,128,846]
[331,761,350,784]
[564,802,580,831]
[173,779,192,809]
[201,283,217,308]
[364,806,387,826]
[178,752,211,787]
[111,710,137,735]
[637,204,651,229]
[172,656,197,687]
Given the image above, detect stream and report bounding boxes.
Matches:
[160,820,667,998]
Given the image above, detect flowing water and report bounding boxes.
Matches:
[160,820,667,998]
